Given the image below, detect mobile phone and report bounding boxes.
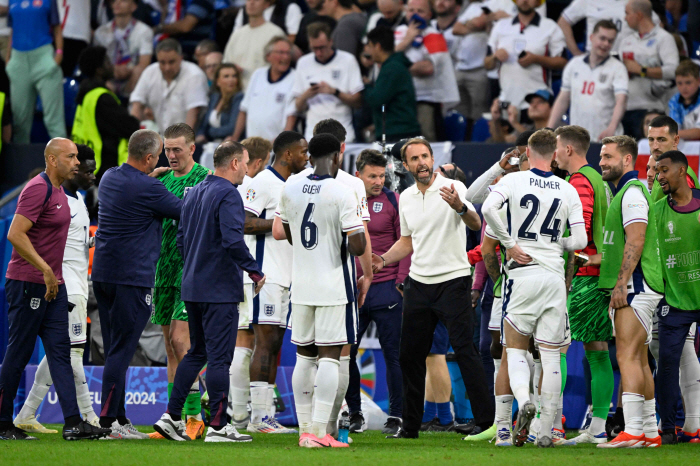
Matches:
[509,157,520,166]
[574,252,589,266]
[310,82,318,86]
[518,51,527,59]
[500,101,510,120]
[481,6,492,14]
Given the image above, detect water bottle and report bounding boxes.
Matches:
[338,411,350,444]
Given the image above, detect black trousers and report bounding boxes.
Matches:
[400,275,494,433]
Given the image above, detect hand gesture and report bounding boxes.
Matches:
[507,105,520,126]
[597,126,616,141]
[316,81,334,95]
[582,253,602,267]
[440,183,464,212]
[43,268,58,301]
[490,98,501,120]
[405,21,422,42]
[499,147,519,170]
[517,51,538,68]
[506,244,532,265]
[371,253,385,274]
[149,166,172,178]
[609,283,627,310]
[254,275,266,295]
[357,275,371,308]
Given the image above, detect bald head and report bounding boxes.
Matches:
[45,137,79,183]
[629,0,652,18]
[45,138,77,162]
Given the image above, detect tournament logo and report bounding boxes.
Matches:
[72,323,82,336]
[357,205,362,218]
[661,305,670,317]
[145,294,152,305]
[30,298,41,310]
[247,188,256,202]
[668,221,674,237]
[360,197,368,212]
[373,202,383,213]
[183,186,192,197]
[665,220,681,242]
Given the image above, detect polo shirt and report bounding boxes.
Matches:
[399,174,475,284]
[8,0,60,52]
[223,21,286,90]
[130,61,209,134]
[561,54,628,141]
[487,13,565,109]
[239,66,297,142]
[618,25,678,111]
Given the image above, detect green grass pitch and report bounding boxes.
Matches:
[2,427,699,466]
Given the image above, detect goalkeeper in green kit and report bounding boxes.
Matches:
[149,124,210,440]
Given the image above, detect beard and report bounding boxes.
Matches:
[517,5,534,15]
[601,162,624,182]
[412,165,434,185]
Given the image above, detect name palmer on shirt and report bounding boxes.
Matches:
[530,177,561,190]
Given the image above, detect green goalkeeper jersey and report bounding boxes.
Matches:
[155,163,210,288]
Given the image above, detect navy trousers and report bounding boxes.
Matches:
[93,281,152,419]
[347,280,403,418]
[168,301,237,428]
[478,278,495,400]
[0,279,78,422]
[657,305,700,431]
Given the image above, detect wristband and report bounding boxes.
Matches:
[334,88,340,97]
[640,67,647,78]
[380,255,386,268]
[55,49,63,54]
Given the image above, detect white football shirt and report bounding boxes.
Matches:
[240,66,297,142]
[293,167,370,223]
[277,173,364,306]
[485,168,584,278]
[237,174,254,284]
[243,167,292,287]
[63,191,90,298]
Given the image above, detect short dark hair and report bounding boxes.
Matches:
[515,129,536,147]
[156,38,182,55]
[214,141,246,168]
[601,135,639,162]
[195,39,219,54]
[273,131,305,157]
[78,46,107,78]
[528,129,557,158]
[307,22,332,41]
[655,150,688,168]
[128,130,162,160]
[338,0,353,8]
[676,60,700,79]
[554,125,591,155]
[592,19,618,35]
[313,119,347,143]
[367,26,395,53]
[441,164,466,184]
[241,137,272,163]
[308,133,340,159]
[356,149,387,172]
[649,115,679,136]
[164,123,195,145]
[400,137,432,163]
[76,144,95,164]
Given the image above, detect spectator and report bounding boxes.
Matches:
[93,0,154,97]
[72,46,141,180]
[195,63,244,145]
[294,0,336,55]
[6,0,66,143]
[363,26,420,142]
[154,0,215,57]
[366,0,406,33]
[292,22,363,142]
[619,0,679,140]
[642,110,664,138]
[0,0,9,62]
[394,0,459,141]
[486,114,516,143]
[484,0,566,116]
[668,60,700,140]
[57,0,90,77]
[489,90,552,143]
[223,0,285,90]
[203,51,223,84]
[548,20,629,141]
[194,39,219,71]
[233,0,303,43]
[232,36,297,142]
[431,0,461,60]
[319,0,366,57]
[130,39,209,133]
[665,0,687,36]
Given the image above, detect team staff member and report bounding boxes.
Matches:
[155,142,265,443]
[346,150,409,436]
[653,150,700,444]
[647,116,699,202]
[373,138,494,439]
[0,138,109,441]
[93,130,182,436]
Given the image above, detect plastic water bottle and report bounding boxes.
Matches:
[338,411,350,444]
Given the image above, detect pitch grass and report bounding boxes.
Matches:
[2,426,699,466]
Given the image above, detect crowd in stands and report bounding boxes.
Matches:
[0,0,698,177]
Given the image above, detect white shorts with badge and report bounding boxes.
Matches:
[251,283,291,328]
[291,302,357,346]
[489,295,503,332]
[68,294,88,345]
[501,267,569,347]
[610,278,662,345]
[237,284,255,330]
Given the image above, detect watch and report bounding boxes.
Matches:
[458,203,469,216]
[334,88,340,97]
[640,67,647,78]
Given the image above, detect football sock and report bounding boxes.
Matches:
[167,382,174,400]
[250,381,268,424]
[184,380,202,420]
[533,358,542,418]
[292,354,317,435]
[70,348,97,422]
[621,392,644,436]
[526,351,536,404]
[585,349,614,434]
[437,402,453,425]
[267,385,276,420]
[681,338,700,432]
[327,355,350,435]
[553,393,564,430]
[643,398,658,438]
[506,348,531,408]
[539,347,562,440]
[18,356,52,419]
[423,401,438,423]
[493,358,501,390]
[230,347,252,421]
[560,352,568,395]
[495,395,514,431]
[312,358,339,439]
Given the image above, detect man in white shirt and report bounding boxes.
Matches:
[484,0,566,113]
[93,0,154,96]
[232,0,303,43]
[618,0,679,140]
[130,39,209,133]
[548,20,629,141]
[292,22,363,142]
[58,0,91,76]
[232,36,297,142]
[223,0,286,90]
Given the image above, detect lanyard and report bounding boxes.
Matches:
[112,19,136,65]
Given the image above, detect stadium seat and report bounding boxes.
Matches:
[471,117,491,142]
[64,78,79,132]
[444,110,467,142]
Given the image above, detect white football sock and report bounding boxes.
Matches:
[229,347,252,421]
[312,358,339,439]
[643,398,658,438]
[506,348,531,408]
[292,353,317,435]
[327,355,350,435]
[18,356,53,419]
[493,358,501,390]
[495,395,514,431]
[267,385,276,420]
[553,393,564,430]
[533,358,542,408]
[526,351,536,404]
[680,338,700,433]
[621,392,644,436]
[590,416,606,436]
[71,348,97,422]
[250,381,268,424]
[538,347,562,440]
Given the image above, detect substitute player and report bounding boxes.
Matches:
[243,132,308,434]
[653,150,700,444]
[648,116,699,202]
[482,129,586,448]
[594,135,664,448]
[278,133,367,448]
[554,126,614,445]
[150,124,210,440]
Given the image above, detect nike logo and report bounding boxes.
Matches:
[310,439,329,447]
[56,205,63,209]
[388,304,398,309]
[71,213,77,218]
